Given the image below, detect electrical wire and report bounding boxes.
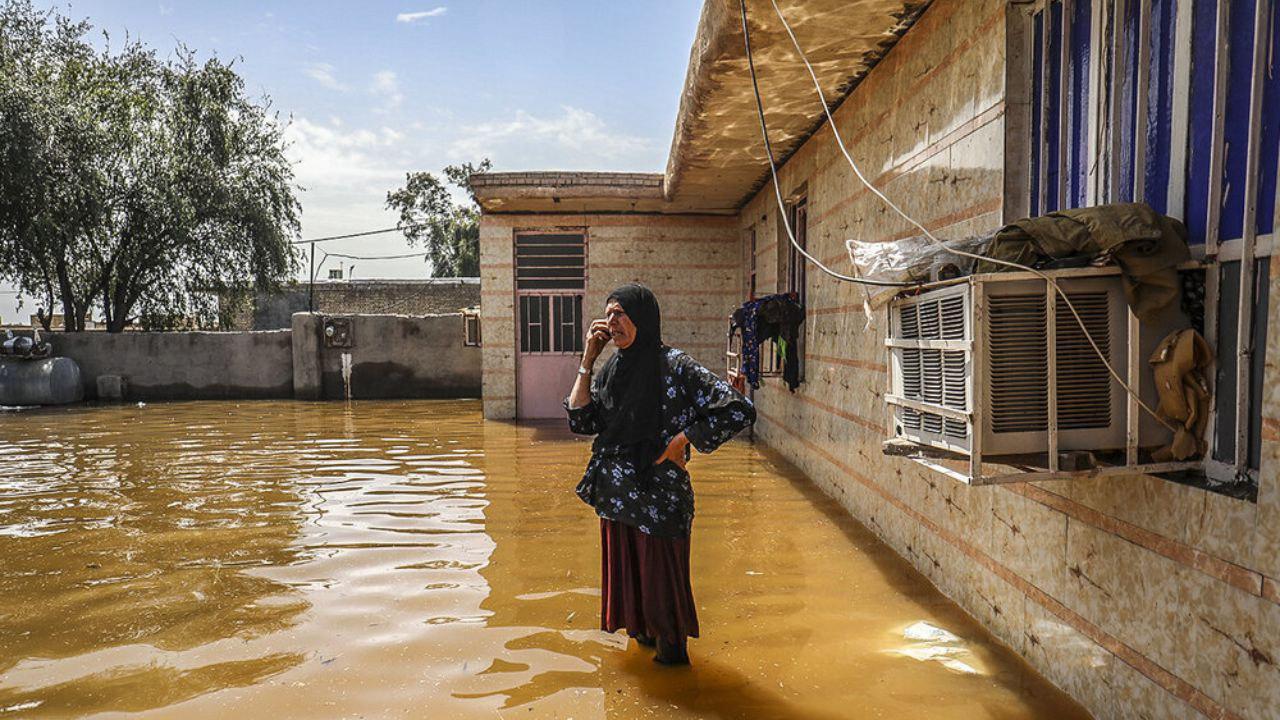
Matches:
[323,251,429,261]
[737,2,907,289]
[751,0,1176,433]
[292,224,429,245]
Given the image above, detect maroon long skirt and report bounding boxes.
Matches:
[600,518,700,642]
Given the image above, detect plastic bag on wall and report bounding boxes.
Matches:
[844,234,991,309]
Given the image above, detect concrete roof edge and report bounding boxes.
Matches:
[300,278,481,286]
[663,0,736,202]
[469,171,663,190]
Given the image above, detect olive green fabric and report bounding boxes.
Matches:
[977,203,1190,319]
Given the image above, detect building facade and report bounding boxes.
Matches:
[475,1,1280,717]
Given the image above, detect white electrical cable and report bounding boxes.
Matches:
[759,0,1176,433]
[737,3,907,290]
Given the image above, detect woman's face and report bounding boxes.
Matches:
[604,299,637,349]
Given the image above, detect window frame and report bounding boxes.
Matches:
[784,195,809,384]
[463,308,482,347]
[1005,0,1276,485]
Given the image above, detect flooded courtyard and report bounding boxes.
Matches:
[0,400,1088,719]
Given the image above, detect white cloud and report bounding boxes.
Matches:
[278,104,662,279]
[396,7,447,23]
[448,106,652,168]
[305,63,348,92]
[158,2,173,16]
[370,70,404,112]
[285,117,409,191]
[283,117,422,276]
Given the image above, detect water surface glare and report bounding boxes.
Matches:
[0,400,1088,718]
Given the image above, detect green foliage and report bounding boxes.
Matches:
[385,159,491,278]
[0,0,301,331]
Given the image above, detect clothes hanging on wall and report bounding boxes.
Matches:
[731,293,805,392]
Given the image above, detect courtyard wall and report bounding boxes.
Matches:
[11,312,481,402]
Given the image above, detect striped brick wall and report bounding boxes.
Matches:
[735,0,1280,718]
[479,214,740,420]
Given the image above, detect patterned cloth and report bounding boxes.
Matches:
[565,347,755,538]
[732,293,805,391]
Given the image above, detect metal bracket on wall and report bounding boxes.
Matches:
[323,317,353,348]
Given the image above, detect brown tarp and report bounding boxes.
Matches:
[1148,328,1213,461]
[977,203,1190,319]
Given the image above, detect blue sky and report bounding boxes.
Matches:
[2,1,702,322]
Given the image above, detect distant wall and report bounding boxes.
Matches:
[41,330,294,400]
[309,314,481,400]
[228,279,481,330]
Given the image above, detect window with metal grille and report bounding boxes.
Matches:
[1013,0,1276,481]
[518,295,582,354]
[553,295,583,353]
[783,198,808,383]
[515,233,586,291]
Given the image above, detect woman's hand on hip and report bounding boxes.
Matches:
[655,432,690,471]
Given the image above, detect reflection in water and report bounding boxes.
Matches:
[0,401,1088,718]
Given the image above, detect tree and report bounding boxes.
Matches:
[385,159,491,278]
[0,0,301,331]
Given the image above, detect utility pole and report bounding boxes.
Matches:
[308,241,315,313]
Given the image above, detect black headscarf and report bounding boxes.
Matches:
[593,284,666,464]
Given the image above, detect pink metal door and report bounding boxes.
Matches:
[515,232,586,419]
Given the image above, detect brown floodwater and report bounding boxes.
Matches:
[0,400,1089,719]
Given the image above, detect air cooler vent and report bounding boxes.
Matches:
[988,294,1048,433]
[988,291,1112,434]
[1055,292,1111,429]
[897,295,967,440]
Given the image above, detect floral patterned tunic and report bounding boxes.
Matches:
[565,347,756,538]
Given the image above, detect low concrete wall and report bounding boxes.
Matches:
[11,313,481,402]
[41,330,294,400]
[310,313,481,400]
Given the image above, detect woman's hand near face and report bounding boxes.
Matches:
[584,318,611,364]
[655,431,690,470]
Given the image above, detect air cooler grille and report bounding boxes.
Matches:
[988,291,1111,434]
[897,295,967,440]
[1055,292,1112,429]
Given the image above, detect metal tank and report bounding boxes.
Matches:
[0,357,84,405]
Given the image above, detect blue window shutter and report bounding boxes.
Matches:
[1219,0,1259,243]
[1257,0,1280,236]
[1068,0,1093,209]
[1046,1,1065,212]
[1185,0,1220,246]
[1143,0,1178,214]
[1119,0,1143,202]
[1032,9,1045,217]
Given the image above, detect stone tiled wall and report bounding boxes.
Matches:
[478,214,740,419]
[733,0,1280,718]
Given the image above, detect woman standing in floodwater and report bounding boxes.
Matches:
[565,283,755,665]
